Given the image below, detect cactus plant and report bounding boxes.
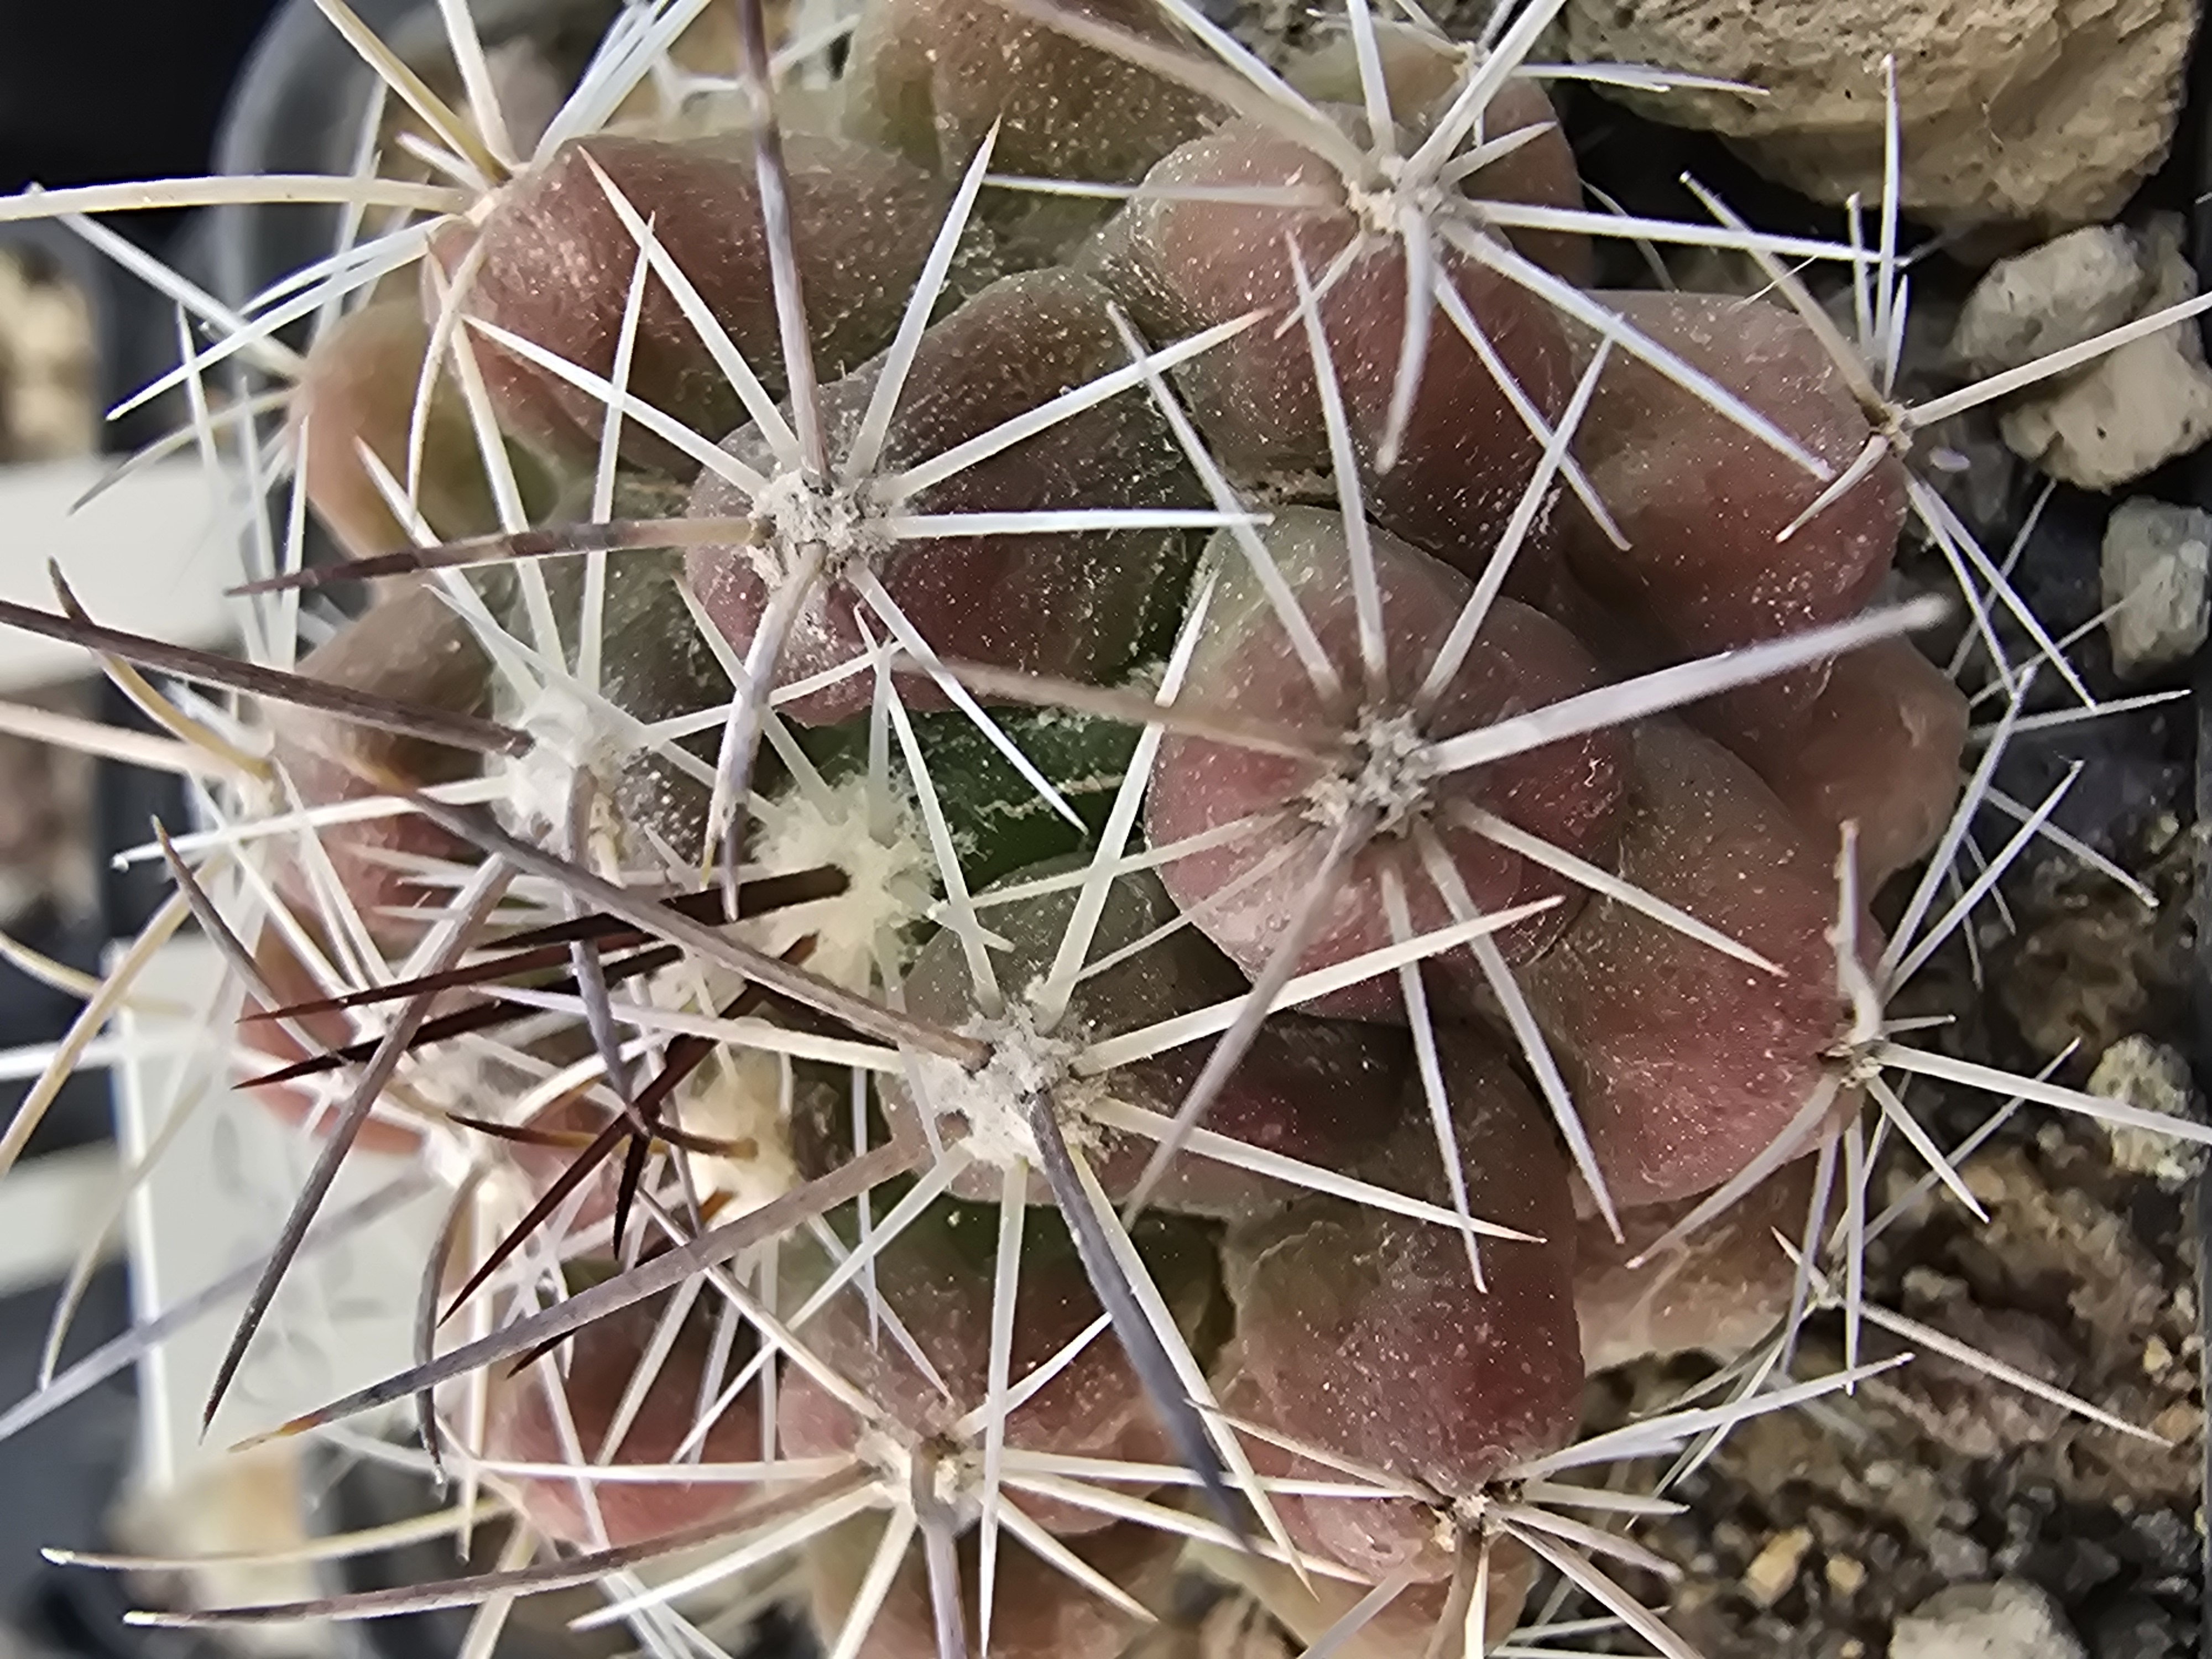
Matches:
[0,1,2205,1656]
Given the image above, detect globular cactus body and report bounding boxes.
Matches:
[70,0,2112,1654]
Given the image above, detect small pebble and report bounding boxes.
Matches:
[2099,503,2210,677]
[1892,1579,2086,1659]
[1965,1164,2009,1207]
[2128,1509,2194,1575]
[1807,1505,1856,1549]
[1826,1554,1869,1597]
[2000,217,2212,489]
[1929,1530,1995,1582]
[2088,1035,2205,1177]
[2151,1401,2201,1442]
[1949,227,2147,378]
[1743,1527,1813,1609]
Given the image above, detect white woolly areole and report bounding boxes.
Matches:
[921,1003,1091,1171]
[1306,707,1437,836]
[915,1444,990,1527]
[748,470,891,587]
[747,770,936,990]
[677,1046,803,1211]
[1347,167,1460,244]
[853,1426,918,1490]
[497,680,631,834]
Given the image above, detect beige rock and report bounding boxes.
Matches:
[1826,1555,1869,1597]
[1892,1580,2085,1659]
[2088,1034,2205,1182]
[1563,0,2195,231]
[1742,1527,1813,1609]
[1999,216,2212,488]
[2100,499,2211,677]
[1948,227,2147,378]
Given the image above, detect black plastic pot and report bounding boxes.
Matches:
[199,0,624,312]
[199,0,424,316]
